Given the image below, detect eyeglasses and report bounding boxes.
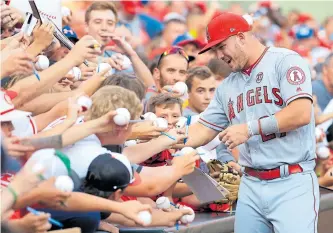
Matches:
[157,47,190,67]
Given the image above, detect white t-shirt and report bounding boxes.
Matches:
[43,116,108,178]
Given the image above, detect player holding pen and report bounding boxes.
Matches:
[184,12,319,233]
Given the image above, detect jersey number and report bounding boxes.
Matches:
[259,116,286,142]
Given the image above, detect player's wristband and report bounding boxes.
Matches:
[259,115,280,135]
[247,120,260,137]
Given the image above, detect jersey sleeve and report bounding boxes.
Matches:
[198,85,229,132]
[277,53,313,105]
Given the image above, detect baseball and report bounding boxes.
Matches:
[96,63,115,76]
[153,118,168,129]
[180,206,195,224]
[172,82,188,96]
[113,108,131,126]
[176,116,187,129]
[55,175,74,192]
[77,96,92,112]
[68,67,82,81]
[180,147,196,156]
[124,140,137,147]
[142,112,157,121]
[316,146,330,159]
[35,55,50,70]
[156,196,171,209]
[137,211,152,225]
[122,55,132,69]
[61,6,71,17]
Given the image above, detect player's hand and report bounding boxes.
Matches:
[227,161,242,174]
[119,201,153,226]
[171,150,199,176]
[32,21,55,51]
[36,177,71,208]
[3,136,35,157]
[9,212,51,233]
[67,35,102,66]
[130,120,167,140]
[219,123,249,150]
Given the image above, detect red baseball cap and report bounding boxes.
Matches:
[198,12,251,54]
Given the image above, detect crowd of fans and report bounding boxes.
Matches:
[1,0,333,232]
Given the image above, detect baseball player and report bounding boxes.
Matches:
[185,13,319,233]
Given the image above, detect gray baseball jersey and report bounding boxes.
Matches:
[199,47,316,170]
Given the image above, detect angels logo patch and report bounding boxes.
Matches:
[228,98,236,120]
[287,66,305,85]
[256,72,264,83]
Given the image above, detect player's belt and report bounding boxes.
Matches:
[244,164,303,180]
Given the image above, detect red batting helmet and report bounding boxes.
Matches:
[199,12,252,54]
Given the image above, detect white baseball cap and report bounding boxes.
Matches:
[0,90,31,122]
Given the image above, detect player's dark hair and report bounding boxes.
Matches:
[147,93,183,114]
[185,66,213,91]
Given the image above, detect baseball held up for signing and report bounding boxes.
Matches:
[156,196,171,209]
[153,118,168,129]
[35,55,50,70]
[180,206,195,224]
[172,82,188,96]
[77,96,92,112]
[137,211,152,225]
[113,108,131,126]
[55,175,74,192]
[180,147,195,156]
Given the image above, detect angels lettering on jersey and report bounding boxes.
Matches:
[227,82,283,122]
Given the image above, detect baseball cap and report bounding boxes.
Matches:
[163,12,186,24]
[295,25,314,40]
[62,25,79,44]
[198,12,252,54]
[172,33,205,49]
[85,153,141,192]
[0,90,31,122]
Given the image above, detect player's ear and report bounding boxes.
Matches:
[236,32,246,45]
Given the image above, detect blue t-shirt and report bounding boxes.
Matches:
[312,79,333,111]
